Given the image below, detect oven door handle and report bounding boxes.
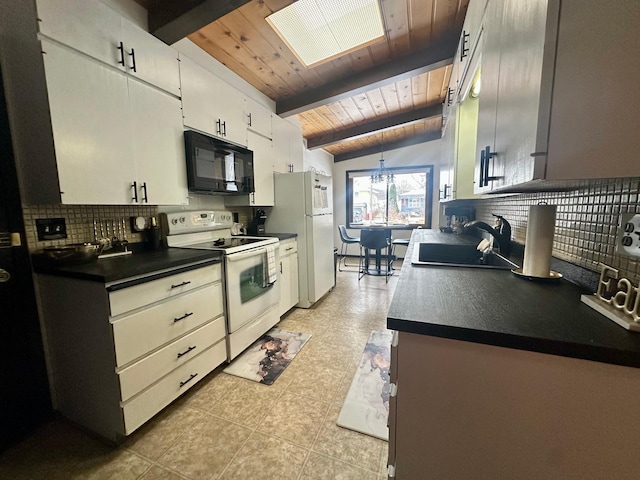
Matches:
[226,247,268,262]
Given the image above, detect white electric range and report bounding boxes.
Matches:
[163,211,280,360]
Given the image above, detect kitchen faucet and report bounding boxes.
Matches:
[464,214,512,256]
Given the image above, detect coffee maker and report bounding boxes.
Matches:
[248,209,267,235]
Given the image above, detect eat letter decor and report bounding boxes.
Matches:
[581,263,640,331]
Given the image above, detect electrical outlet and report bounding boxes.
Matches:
[36,218,67,241]
[617,213,640,257]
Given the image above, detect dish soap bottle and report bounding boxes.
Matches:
[146,216,161,250]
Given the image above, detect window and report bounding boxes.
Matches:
[346,165,433,228]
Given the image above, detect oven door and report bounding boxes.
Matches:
[225,246,279,333]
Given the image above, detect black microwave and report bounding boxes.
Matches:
[184,130,255,195]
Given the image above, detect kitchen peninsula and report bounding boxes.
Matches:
[386,229,640,479]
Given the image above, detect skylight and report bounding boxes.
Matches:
[266,0,385,68]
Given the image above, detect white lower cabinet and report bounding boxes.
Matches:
[388,331,640,478]
[279,238,299,316]
[37,261,225,442]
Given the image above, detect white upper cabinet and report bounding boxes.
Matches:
[43,39,133,205]
[179,54,247,147]
[226,130,274,207]
[120,21,180,96]
[36,0,180,96]
[456,0,488,99]
[128,80,188,206]
[474,0,640,193]
[42,39,187,205]
[272,115,304,174]
[244,97,272,139]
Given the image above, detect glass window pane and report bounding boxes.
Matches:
[347,166,431,228]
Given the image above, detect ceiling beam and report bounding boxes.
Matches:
[147,0,252,45]
[276,30,459,117]
[333,131,442,163]
[306,104,443,150]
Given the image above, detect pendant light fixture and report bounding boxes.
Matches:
[370,132,394,184]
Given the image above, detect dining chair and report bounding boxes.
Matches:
[337,225,360,271]
[358,229,393,283]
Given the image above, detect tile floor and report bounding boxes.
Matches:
[0,260,400,480]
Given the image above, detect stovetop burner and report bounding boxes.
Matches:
[183,236,271,251]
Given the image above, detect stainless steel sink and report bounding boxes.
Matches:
[411,243,518,270]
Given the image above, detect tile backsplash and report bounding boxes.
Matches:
[467,177,640,283]
[23,203,258,251]
[23,204,157,250]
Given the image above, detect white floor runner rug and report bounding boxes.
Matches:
[337,330,393,441]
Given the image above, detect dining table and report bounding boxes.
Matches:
[360,226,393,275]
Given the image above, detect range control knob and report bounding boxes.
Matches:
[171,218,178,225]
[179,216,186,223]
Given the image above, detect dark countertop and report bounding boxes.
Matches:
[387,229,640,368]
[32,246,222,284]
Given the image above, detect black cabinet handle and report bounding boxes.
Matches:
[280,261,283,274]
[131,181,138,202]
[128,48,137,72]
[141,182,148,203]
[443,184,450,199]
[170,281,191,289]
[179,373,198,388]
[479,149,486,187]
[484,146,498,186]
[222,121,227,136]
[447,87,454,106]
[247,112,252,127]
[173,312,194,323]
[117,41,125,66]
[177,345,197,358]
[460,31,470,60]
[216,119,222,135]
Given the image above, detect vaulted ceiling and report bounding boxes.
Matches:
[132,0,469,161]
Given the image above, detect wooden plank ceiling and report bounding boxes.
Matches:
[135,0,469,161]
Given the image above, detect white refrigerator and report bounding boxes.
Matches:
[266,171,334,308]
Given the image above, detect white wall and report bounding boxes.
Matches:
[303,146,333,175]
[331,139,444,252]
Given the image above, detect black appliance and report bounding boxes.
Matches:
[184,130,255,195]
[248,209,267,235]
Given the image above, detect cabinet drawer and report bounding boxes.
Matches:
[112,283,223,367]
[122,340,226,435]
[109,264,221,316]
[118,316,226,401]
[279,239,297,256]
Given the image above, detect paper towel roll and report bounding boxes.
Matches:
[523,205,557,277]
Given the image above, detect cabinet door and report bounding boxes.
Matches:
[42,40,135,205]
[439,106,456,201]
[36,0,124,71]
[279,254,290,316]
[179,55,247,146]
[248,131,275,206]
[272,115,303,173]
[216,86,248,147]
[244,97,272,139]
[457,0,489,97]
[492,0,549,190]
[121,20,181,96]
[179,55,225,138]
[545,0,640,180]
[128,79,188,205]
[474,1,503,194]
